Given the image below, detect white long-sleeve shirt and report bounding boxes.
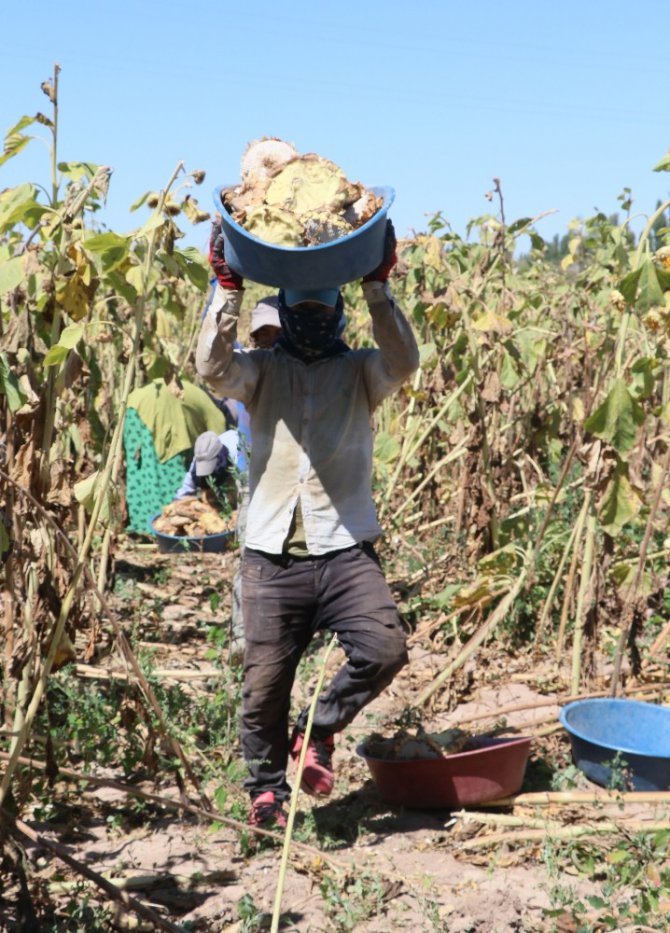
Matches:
[195,282,420,555]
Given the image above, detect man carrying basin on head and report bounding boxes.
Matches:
[196,219,420,830]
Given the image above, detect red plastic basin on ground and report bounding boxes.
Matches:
[357,735,531,809]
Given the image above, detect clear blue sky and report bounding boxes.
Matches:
[1,0,669,253]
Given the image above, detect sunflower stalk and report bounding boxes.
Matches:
[0,162,184,805]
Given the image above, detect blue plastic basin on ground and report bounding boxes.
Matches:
[559,698,670,791]
[212,185,394,289]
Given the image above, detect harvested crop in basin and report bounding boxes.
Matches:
[153,496,235,538]
[221,137,383,247]
[365,727,472,761]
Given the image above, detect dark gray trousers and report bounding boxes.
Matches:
[240,542,408,800]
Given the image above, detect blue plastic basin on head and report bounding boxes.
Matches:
[212,185,395,290]
[559,698,670,791]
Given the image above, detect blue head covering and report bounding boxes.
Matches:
[283,288,340,308]
[277,290,347,362]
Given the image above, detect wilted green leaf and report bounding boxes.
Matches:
[630,357,657,399]
[478,543,519,575]
[213,784,228,814]
[500,347,521,389]
[136,211,166,239]
[43,344,70,367]
[598,463,643,536]
[610,561,651,595]
[606,847,629,865]
[453,577,504,609]
[0,183,42,230]
[74,470,111,522]
[374,432,401,464]
[130,191,152,212]
[107,269,137,304]
[507,217,533,236]
[472,308,513,334]
[636,258,665,312]
[125,264,159,295]
[0,353,27,411]
[5,114,39,136]
[653,153,670,173]
[0,255,23,294]
[58,160,100,182]
[617,267,641,304]
[59,323,84,350]
[428,583,462,610]
[584,379,645,454]
[515,328,547,376]
[419,342,437,365]
[84,231,130,272]
[174,247,209,291]
[0,121,33,167]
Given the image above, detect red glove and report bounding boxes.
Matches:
[209,221,244,290]
[362,219,397,282]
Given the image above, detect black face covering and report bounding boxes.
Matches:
[277,291,348,363]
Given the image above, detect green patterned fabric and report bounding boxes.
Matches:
[123,408,190,534]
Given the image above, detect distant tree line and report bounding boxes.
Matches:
[522,198,670,265]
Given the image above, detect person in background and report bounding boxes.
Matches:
[196,218,420,831]
[123,378,229,535]
[173,428,240,509]
[228,296,282,651]
[226,295,282,473]
[248,296,282,350]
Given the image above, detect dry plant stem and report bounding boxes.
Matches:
[459,301,499,548]
[0,162,186,808]
[610,441,670,694]
[95,426,126,600]
[75,663,220,683]
[459,821,670,851]
[48,869,236,895]
[532,437,578,559]
[556,490,590,661]
[415,551,531,707]
[486,789,670,807]
[571,502,597,695]
[392,442,469,522]
[380,369,474,520]
[535,516,580,647]
[38,63,62,493]
[3,409,16,719]
[407,587,508,647]
[650,617,670,657]
[0,468,208,809]
[3,809,184,933]
[456,810,561,830]
[379,367,423,519]
[10,566,38,741]
[452,680,670,729]
[271,635,338,933]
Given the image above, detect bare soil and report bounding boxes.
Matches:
[8,542,663,932]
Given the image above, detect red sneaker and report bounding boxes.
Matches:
[290,730,335,797]
[248,791,287,830]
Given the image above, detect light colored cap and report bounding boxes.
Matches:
[283,288,340,308]
[250,296,281,335]
[194,430,222,476]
